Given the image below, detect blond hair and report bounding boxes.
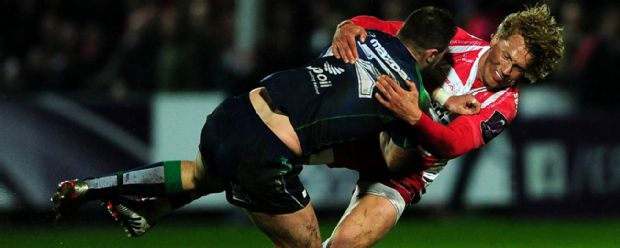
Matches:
[495,4,565,82]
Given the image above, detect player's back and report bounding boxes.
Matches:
[261,31,429,156]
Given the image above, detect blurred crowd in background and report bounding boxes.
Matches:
[1,0,619,110]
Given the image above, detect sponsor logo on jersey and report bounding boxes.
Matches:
[307,63,340,94]
[481,111,508,143]
[358,38,409,81]
[370,39,408,80]
[354,35,415,99]
[323,62,344,75]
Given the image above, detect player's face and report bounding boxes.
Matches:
[478,34,532,90]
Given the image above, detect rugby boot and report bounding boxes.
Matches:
[105,197,163,237]
[51,179,89,220]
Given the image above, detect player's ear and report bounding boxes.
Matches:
[490,33,499,45]
[424,49,439,65]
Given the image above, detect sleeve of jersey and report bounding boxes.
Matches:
[349,15,404,36]
[413,93,518,158]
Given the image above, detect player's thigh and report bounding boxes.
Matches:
[246,202,321,248]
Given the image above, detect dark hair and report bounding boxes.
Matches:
[397,6,456,53]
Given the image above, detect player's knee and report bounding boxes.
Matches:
[328,230,364,248]
[306,223,322,247]
[289,226,321,248]
[252,209,322,248]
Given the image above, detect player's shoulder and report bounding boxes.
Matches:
[449,27,489,48]
[366,29,398,42]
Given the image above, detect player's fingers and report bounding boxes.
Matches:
[375,77,392,100]
[377,75,399,99]
[466,96,480,107]
[344,47,354,64]
[332,43,341,59]
[462,107,480,115]
[383,76,403,95]
[467,99,479,108]
[375,92,391,108]
[404,80,418,93]
[335,41,351,63]
[346,35,358,62]
[360,30,367,43]
[405,80,415,88]
[338,46,350,63]
[467,99,481,114]
[332,39,345,59]
[335,31,353,63]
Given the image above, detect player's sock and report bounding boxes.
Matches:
[83,160,185,200]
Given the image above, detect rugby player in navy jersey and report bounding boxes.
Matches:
[51,6,457,247]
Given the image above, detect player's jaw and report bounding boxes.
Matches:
[479,36,530,90]
[478,55,505,90]
[484,63,512,90]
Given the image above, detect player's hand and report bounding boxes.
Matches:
[374,75,422,126]
[444,94,480,115]
[332,21,367,64]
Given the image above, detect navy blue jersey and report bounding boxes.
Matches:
[261,31,431,155]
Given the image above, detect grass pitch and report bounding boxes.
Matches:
[2,215,619,247]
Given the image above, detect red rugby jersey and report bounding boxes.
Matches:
[338,16,520,203]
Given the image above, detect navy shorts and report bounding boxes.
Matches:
[199,93,310,214]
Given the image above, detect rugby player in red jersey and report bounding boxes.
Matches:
[324,4,564,247]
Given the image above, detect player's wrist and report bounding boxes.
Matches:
[404,109,423,126]
[432,88,451,106]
